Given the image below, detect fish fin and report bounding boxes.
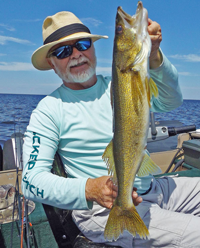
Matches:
[146,77,159,107]
[102,140,117,185]
[137,153,162,177]
[145,77,151,107]
[149,77,159,99]
[104,203,149,241]
[129,63,141,72]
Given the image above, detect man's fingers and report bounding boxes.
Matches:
[132,190,138,198]
[112,183,118,192]
[148,18,153,25]
[150,34,162,42]
[106,177,118,192]
[147,20,162,36]
[132,190,143,206]
[106,177,113,186]
[111,190,118,199]
[134,196,143,206]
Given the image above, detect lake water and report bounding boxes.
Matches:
[0,93,200,147]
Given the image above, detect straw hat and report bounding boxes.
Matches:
[32,11,108,70]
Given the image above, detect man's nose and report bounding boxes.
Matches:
[71,47,82,59]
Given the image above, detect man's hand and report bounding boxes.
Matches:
[85,176,143,209]
[132,187,143,206]
[85,176,117,209]
[148,18,162,69]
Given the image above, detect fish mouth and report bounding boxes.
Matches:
[117,1,148,33]
[115,1,150,71]
[117,6,133,28]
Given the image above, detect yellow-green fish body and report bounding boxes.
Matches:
[103,1,159,241]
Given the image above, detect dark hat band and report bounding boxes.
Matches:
[43,23,91,45]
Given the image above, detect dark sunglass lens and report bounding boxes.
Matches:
[53,46,64,57]
[76,39,91,51]
[59,46,72,59]
[54,46,72,59]
[51,39,91,59]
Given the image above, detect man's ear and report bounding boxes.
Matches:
[46,58,55,71]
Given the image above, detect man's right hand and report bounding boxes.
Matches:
[85,176,143,209]
[85,176,117,209]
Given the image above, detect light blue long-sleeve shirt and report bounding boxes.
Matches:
[22,52,182,210]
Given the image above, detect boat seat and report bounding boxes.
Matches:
[0,184,17,224]
[42,153,122,248]
[2,132,24,171]
[150,131,199,173]
[2,139,15,170]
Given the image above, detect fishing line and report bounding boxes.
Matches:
[10,116,23,248]
[10,117,17,248]
[20,197,25,248]
[17,117,23,169]
[25,199,31,248]
[14,116,32,247]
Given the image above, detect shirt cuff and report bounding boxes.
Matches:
[149,48,164,72]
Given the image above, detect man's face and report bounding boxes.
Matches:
[47,39,97,84]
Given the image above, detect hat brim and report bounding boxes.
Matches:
[31,32,108,70]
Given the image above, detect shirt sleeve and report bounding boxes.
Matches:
[21,97,93,210]
[150,50,183,112]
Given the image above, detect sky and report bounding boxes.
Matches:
[0,0,200,99]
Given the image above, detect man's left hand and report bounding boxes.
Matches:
[148,18,162,69]
[132,187,143,206]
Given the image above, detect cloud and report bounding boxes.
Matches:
[182,86,200,90]
[178,71,199,76]
[0,53,6,56]
[169,54,200,62]
[178,72,191,76]
[0,24,15,31]
[14,18,42,22]
[81,18,103,27]
[98,58,112,64]
[96,66,111,75]
[0,62,35,71]
[0,35,32,45]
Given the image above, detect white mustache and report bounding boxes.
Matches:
[68,56,90,68]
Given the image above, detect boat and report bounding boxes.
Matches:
[0,113,200,248]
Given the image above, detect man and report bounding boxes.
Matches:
[22,11,200,248]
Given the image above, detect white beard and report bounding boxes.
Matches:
[50,55,96,84]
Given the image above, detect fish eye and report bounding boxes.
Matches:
[116,25,123,34]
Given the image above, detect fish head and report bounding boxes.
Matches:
[114,1,150,71]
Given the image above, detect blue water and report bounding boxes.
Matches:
[0,93,200,147]
[155,100,200,129]
[0,94,45,146]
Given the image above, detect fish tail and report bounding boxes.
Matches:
[104,204,149,241]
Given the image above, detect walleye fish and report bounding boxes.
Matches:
[102,1,160,241]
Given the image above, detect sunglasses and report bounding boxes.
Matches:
[48,38,92,59]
